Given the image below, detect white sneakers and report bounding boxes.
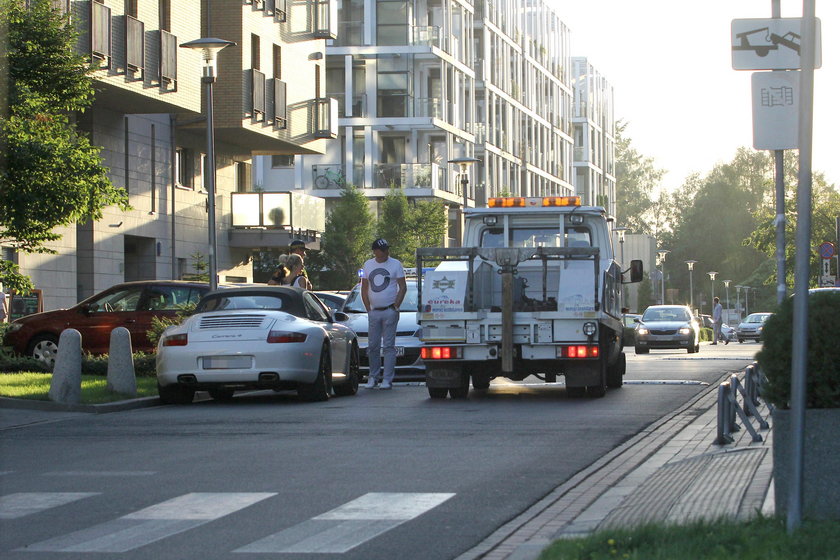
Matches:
[380,382,393,390]
[364,378,393,390]
[364,379,378,389]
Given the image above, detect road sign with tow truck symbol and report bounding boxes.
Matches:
[732,18,822,70]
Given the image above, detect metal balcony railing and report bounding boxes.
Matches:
[91,1,111,65]
[412,26,441,48]
[160,30,177,84]
[314,0,337,39]
[251,69,266,120]
[314,97,338,138]
[125,15,144,72]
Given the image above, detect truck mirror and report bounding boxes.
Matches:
[624,259,643,284]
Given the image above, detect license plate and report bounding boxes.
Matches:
[202,356,251,369]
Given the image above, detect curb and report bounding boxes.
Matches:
[0,395,161,414]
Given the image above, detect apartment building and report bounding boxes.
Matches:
[571,57,616,216]
[255,0,614,246]
[9,0,336,310]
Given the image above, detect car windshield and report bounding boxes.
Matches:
[642,307,691,322]
[197,293,295,313]
[745,314,769,323]
[343,282,418,313]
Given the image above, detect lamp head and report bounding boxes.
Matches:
[448,157,480,174]
[180,38,236,79]
[708,271,718,281]
[685,259,697,271]
[723,279,732,287]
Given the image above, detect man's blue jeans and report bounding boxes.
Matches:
[367,307,400,384]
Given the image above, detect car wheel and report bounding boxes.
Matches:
[688,343,696,354]
[27,334,60,367]
[428,387,448,399]
[606,352,625,388]
[635,346,649,354]
[333,344,360,397]
[158,383,195,405]
[738,338,744,343]
[208,387,235,401]
[298,344,331,402]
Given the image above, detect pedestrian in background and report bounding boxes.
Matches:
[283,254,308,289]
[362,238,406,390]
[289,239,313,289]
[712,296,726,345]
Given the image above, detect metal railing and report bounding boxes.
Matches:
[714,362,770,445]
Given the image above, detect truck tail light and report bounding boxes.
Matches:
[558,345,599,358]
[267,331,307,344]
[162,333,188,347]
[421,346,462,359]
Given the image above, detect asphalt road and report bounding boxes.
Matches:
[0,342,758,560]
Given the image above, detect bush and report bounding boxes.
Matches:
[81,352,156,377]
[757,291,840,409]
[0,348,51,373]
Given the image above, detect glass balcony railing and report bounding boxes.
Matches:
[372,163,442,189]
[411,26,441,48]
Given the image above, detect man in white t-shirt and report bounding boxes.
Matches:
[361,238,406,389]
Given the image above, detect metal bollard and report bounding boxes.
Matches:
[715,382,734,445]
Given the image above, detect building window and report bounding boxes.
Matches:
[271,155,294,168]
[175,147,192,188]
[273,44,281,79]
[376,0,408,45]
[251,34,260,70]
[236,161,252,192]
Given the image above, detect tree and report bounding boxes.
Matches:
[376,188,447,267]
[0,0,128,293]
[320,185,374,288]
[614,120,665,235]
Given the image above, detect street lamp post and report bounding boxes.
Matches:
[707,271,718,314]
[723,279,732,323]
[685,260,698,312]
[179,37,235,290]
[448,157,480,211]
[614,227,629,268]
[743,285,751,316]
[657,249,670,304]
[735,285,743,321]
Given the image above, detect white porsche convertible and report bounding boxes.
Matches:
[156,286,360,404]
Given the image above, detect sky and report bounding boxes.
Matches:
[551,0,839,190]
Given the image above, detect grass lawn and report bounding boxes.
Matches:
[0,372,158,404]
[539,516,840,560]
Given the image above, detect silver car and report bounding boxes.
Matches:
[737,312,772,343]
[340,281,424,381]
[635,305,701,354]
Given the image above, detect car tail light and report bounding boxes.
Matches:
[163,333,188,347]
[558,345,599,358]
[267,331,307,344]
[420,346,462,359]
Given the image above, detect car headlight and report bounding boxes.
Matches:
[757,326,763,333]
[637,327,649,335]
[679,327,692,335]
[5,323,23,333]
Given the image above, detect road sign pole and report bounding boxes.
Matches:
[788,0,817,536]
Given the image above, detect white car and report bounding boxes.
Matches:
[340,281,424,381]
[156,286,359,404]
[737,312,773,343]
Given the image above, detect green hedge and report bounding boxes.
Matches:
[0,350,157,377]
[757,291,840,409]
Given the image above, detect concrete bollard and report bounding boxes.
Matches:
[107,327,136,397]
[49,329,83,404]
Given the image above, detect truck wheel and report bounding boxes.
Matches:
[428,387,448,399]
[566,386,586,398]
[471,372,491,390]
[449,384,469,399]
[606,353,625,388]
[587,357,607,398]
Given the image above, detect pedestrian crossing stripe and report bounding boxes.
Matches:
[236,492,456,554]
[0,492,99,520]
[8,491,454,554]
[21,493,275,553]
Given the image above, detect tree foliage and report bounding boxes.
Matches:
[377,188,446,267]
[614,121,665,235]
[0,0,128,293]
[319,185,375,288]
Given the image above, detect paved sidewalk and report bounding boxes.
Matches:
[460,369,773,560]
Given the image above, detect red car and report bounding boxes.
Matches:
[3,281,209,366]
